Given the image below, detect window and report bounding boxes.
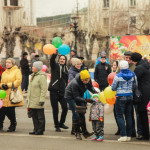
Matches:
[4,0,7,6]
[130,16,136,25]
[103,0,109,8]
[10,0,18,6]
[7,11,12,26]
[130,0,136,6]
[103,18,109,27]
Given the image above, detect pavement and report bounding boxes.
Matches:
[0,93,150,150]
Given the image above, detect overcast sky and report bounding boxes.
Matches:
[35,0,88,18]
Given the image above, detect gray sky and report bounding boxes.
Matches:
[35,0,88,18]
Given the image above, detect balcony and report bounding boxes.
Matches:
[3,5,23,10]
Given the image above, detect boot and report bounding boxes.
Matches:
[7,122,17,132]
[73,119,82,140]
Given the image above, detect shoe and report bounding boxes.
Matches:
[29,132,35,135]
[127,137,131,141]
[59,124,69,129]
[91,136,99,141]
[7,123,16,132]
[83,131,94,139]
[136,135,149,141]
[115,130,120,135]
[97,136,104,141]
[136,134,143,140]
[76,132,82,140]
[55,127,61,132]
[118,136,127,142]
[35,132,43,135]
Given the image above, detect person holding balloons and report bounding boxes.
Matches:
[48,50,69,132]
[0,58,24,132]
[111,60,136,142]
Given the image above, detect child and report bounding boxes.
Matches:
[89,94,104,141]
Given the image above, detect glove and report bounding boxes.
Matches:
[2,84,8,90]
[85,99,94,103]
[39,102,44,106]
[99,117,103,122]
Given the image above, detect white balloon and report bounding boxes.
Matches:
[104,104,114,115]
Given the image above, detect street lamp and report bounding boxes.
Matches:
[71,16,79,51]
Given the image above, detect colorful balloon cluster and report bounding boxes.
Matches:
[0,90,7,109]
[43,37,70,55]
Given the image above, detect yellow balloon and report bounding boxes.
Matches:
[99,92,107,104]
[104,86,116,99]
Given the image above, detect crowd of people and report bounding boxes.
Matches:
[0,49,150,142]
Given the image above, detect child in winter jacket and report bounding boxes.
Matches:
[89,94,104,141]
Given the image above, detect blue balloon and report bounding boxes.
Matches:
[58,44,70,55]
[83,90,91,99]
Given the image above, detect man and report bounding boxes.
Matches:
[48,50,68,132]
[71,49,78,58]
[30,54,40,74]
[20,52,30,93]
[95,51,109,67]
[94,55,111,91]
[78,56,88,71]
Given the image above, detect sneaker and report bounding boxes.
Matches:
[91,136,99,141]
[136,134,143,140]
[97,136,104,141]
[127,137,131,141]
[118,136,127,142]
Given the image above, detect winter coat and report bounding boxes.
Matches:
[0,65,24,107]
[95,57,109,67]
[68,66,80,82]
[20,58,30,76]
[27,71,47,109]
[134,59,150,112]
[65,73,96,106]
[0,65,6,81]
[48,54,68,96]
[111,69,136,96]
[89,101,104,120]
[94,62,111,87]
[81,63,88,71]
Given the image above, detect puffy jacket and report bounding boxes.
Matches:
[48,54,68,96]
[94,62,111,86]
[20,58,30,76]
[65,74,96,105]
[27,71,47,109]
[68,66,80,82]
[111,69,136,96]
[0,65,24,107]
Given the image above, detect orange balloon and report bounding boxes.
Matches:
[106,96,116,105]
[43,44,56,55]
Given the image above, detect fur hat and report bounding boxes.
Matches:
[80,70,90,80]
[33,61,43,71]
[119,60,129,70]
[71,58,81,66]
[131,52,142,62]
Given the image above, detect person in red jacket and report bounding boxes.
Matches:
[0,61,6,81]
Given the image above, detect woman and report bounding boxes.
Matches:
[112,61,118,73]
[65,70,97,140]
[27,61,47,135]
[0,58,24,132]
[68,58,81,82]
[131,52,150,140]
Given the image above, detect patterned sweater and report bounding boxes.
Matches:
[89,101,104,120]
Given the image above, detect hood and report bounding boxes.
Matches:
[137,59,149,70]
[70,66,80,72]
[117,69,134,81]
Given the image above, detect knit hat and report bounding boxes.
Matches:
[80,70,90,80]
[124,51,133,56]
[119,60,129,70]
[7,58,16,66]
[101,51,106,56]
[131,52,142,62]
[71,58,81,66]
[33,61,43,71]
[92,94,100,101]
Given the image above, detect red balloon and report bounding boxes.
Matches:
[107,72,116,86]
[92,81,99,88]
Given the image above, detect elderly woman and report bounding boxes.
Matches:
[0,58,24,132]
[27,61,47,135]
[68,58,81,82]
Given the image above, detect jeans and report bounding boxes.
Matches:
[115,96,133,137]
[21,75,29,91]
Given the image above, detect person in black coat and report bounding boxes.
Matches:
[20,52,30,93]
[48,51,68,132]
[131,52,150,140]
[94,56,111,91]
[65,70,97,140]
[78,56,88,71]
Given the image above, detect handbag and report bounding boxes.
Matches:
[10,83,23,104]
[133,75,142,104]
[75,106,87,114]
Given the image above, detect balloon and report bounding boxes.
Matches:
[104,86,116,99]
[107,72,116,86]
[46,73,51,80]
[83,90,91,99]
[58,44,70,55]
[94,87,100,93]
[0,100,3,109]
[52,37,63,48]
[92,81,99,88]
[106,97,116,105]
[42,65,47,72]
[104,104,114,114]
[0,90,7,99]
[43,44,56,55]
[99,92,107,104]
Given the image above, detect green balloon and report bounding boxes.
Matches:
[0,90,7,99]
[52,37,63,48]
